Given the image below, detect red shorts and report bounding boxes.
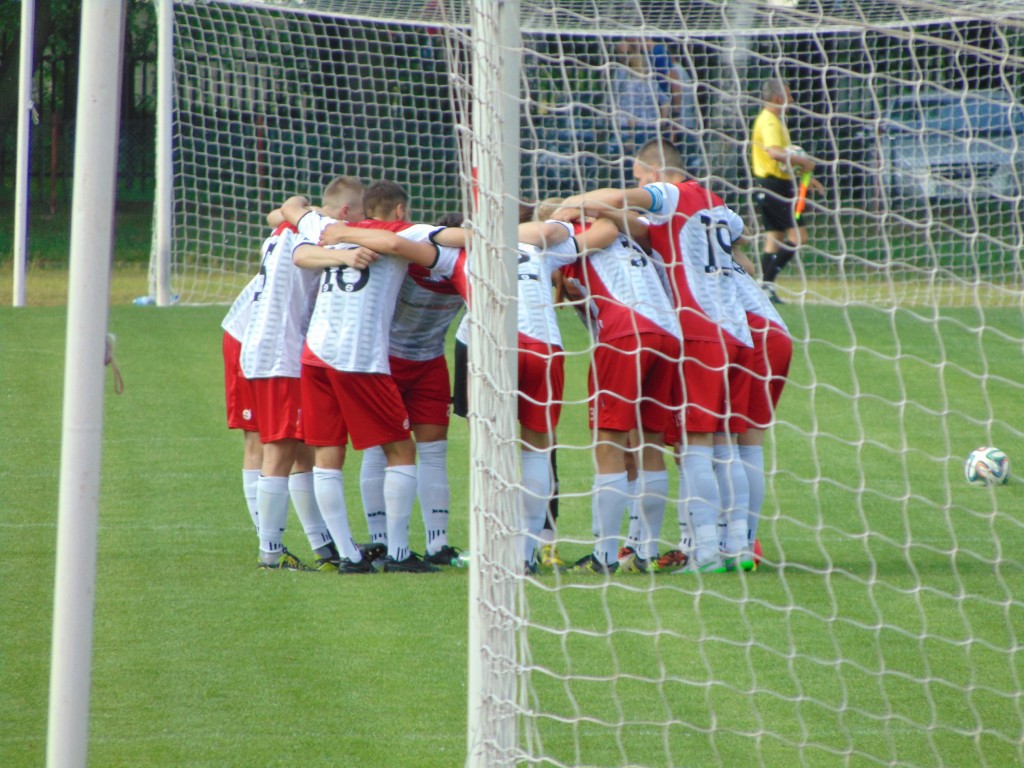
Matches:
[669,339,747,436]
[389,354,451,426]
[300,364,410,450]
[589,332,679,434]
[518,341,564,435]
[731,321,792,431]
[223,332,257,431]
[251,377,303,443]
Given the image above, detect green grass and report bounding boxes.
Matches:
[1,299,1021,767]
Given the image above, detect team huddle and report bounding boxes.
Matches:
[221,138,792,576]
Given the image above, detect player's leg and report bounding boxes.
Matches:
[257,436,301,568]
[336,371,434,573]
[242,430,262,532]
[673,343,729,574]
[539,447,564,568]
[632,336,678,565]
[301,364,368,571]
[414,423,456,563]
[223,331,261,532]
[288,442,337,568]
[396,355,456,564]
[358,446,388,554]
[251,377,307,569]
[518,343,564,572]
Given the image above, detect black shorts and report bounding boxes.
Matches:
[452,339,468,419]
[754,176,799,233]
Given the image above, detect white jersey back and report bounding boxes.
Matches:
[300,222,440,374]
[221,277,258,341]
[517,232,578,347]
[389,268,464,361]
[240,224,320,379]
[569,229,680,341]
[733,264,788,332]
[644,181,753,347]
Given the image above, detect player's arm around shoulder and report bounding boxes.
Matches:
[554,187,655,222]
[293,240,379,271]
[272,195,314,227]
[315,225,438,268]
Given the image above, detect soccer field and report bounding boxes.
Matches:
[1,301,1021,767]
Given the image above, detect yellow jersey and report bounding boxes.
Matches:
[751,108,791,180]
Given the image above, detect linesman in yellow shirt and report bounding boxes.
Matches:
[750,79,824,304]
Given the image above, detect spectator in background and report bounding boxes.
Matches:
[648,42,702,174]
[608,39,663,157]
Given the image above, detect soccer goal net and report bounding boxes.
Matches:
[156,1,1023,766]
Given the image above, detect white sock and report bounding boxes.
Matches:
[312,467,362,562]
[592,472,629,566]
[740,444,766,545]
[242,469,260,532]
[417,440,450,555]
[637,470,669,560]
[679,445,719,563]
[713,443,750,555]
[625,476,641,550]
[520,449,551,566]
[257,475,290,557]
[360,445,388,546]
[384,464,417,561]
[288,471,332,553]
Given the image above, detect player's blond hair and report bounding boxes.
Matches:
[321,176,364,213]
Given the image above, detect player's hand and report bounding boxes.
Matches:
[340,246,379,269]
[319,222,350,246]
[809,177,825,195]
[551,205,583,222]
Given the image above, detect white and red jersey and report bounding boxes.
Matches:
[299,219,440,374]
[560,222,680,343]
[515,226,578,347]
[429,225,577,347]
[642,181,753,348]
[732,263,789,334]
[388,265,464,361]
[221,276,258,342]
[240,222,320,379]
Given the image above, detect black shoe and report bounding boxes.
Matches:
[762,282,784,305]
[338,557,376,574]
[359,542,388,566]
[564,553,619,575]
[424,544,463,566]
[383,552,440,573]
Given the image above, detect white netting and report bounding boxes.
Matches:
[159,2,1024,766]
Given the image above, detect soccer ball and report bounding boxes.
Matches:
[963,447,1011,486]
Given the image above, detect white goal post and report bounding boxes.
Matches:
[154,2,1024,767]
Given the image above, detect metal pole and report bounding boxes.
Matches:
[12,0,36,307]
[45,3,126,767]
[153,0,174,305]
[465,1,522,766]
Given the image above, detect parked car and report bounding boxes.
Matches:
[880,90,1024,204]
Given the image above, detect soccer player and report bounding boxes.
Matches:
[221,277,261,534]
[289,181,454,573]
[750,78,824,304]
[556,214,682,574]
[241,177,367,571]
[357,248,465,566]
[556,138,754,574]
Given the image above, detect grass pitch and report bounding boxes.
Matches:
[1,294,1021,767]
